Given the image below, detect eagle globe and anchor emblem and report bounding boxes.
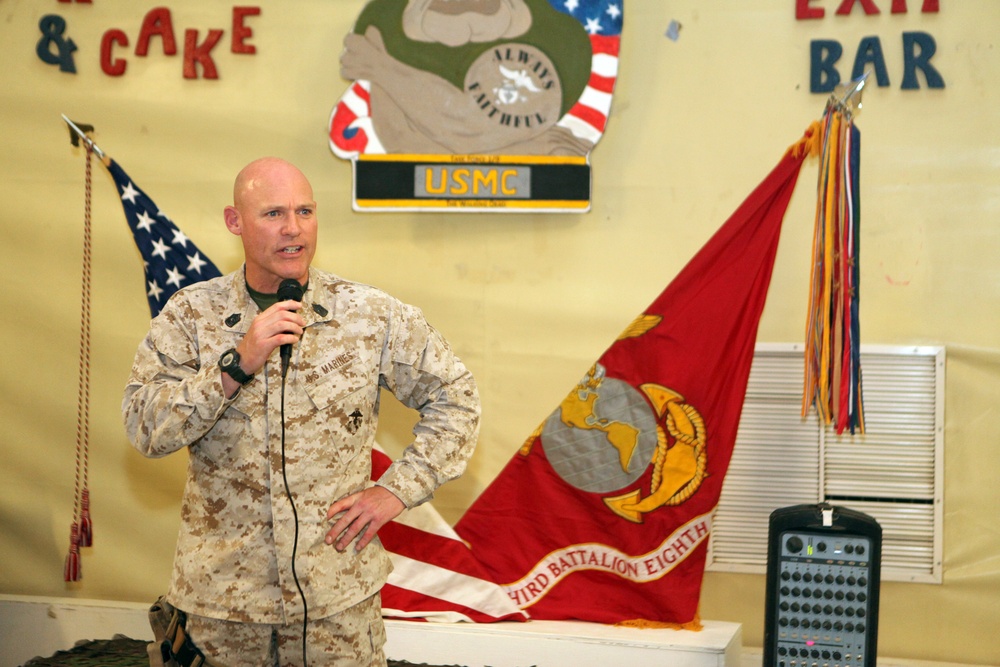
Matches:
[525,315,708,523]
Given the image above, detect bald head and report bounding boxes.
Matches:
[233,157,313,209]
[224,157,318,292]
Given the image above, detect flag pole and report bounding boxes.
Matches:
[833,71,869,114]
[62,114,110,165]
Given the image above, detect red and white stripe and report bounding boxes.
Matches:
[558,34,620,145]
[328,80,385,158]
[371,446,528,623]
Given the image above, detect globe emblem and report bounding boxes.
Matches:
[541,373,659,494]
[494,81,521,105]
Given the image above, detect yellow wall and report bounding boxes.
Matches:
[2,1,997,663]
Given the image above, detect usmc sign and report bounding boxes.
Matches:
[328,0,623,213]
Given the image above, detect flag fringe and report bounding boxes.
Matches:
[786,121,822,160]
[616,614,703,632]
[802,105,865,435]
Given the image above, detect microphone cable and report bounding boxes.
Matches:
[280,334,309,666]
[275,278,308,665]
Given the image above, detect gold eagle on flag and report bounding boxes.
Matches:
[521,313,708,523]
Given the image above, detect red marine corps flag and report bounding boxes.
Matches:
[456,127,820,626]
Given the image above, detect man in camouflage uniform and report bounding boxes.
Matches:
[123,157,480,666]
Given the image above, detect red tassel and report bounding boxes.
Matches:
[79,489,93,547]
[64,523,82,582]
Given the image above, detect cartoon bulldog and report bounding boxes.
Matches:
[330,0,621,157]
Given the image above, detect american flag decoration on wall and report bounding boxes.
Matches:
[329,79,383,158]
[555,0,621,146]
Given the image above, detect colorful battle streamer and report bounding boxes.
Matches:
[802,85,866,435]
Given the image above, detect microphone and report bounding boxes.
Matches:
[277,278,304,376]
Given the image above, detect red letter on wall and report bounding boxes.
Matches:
[835,0,881,15]
[136,7,178,56]
[184,29,224,79]
[890,0,940,11]
[101,29,129,76]
[232,6,261,54]
[796,0,825,19]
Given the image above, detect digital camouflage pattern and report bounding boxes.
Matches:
[185,592,386,665]
[123,266,480,624]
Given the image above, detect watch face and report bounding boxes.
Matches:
[221,351,236,367]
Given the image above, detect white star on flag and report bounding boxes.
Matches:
[106,160,222,317]
[187,251,208,274]
[120,181,140,204]
[150,238,171,260]
[147,280,163,302]
[165,266,185,289]
[136,211,156,233]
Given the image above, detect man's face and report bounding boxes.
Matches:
[225,160,317,293]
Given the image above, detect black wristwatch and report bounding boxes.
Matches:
[219,348,254,386]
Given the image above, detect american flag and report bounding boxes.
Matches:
[554,0,624,37]
[328,0,622,157]
[107,159,222,317]
[372,446,528,623]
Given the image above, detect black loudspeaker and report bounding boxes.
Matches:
[763,503,882,667]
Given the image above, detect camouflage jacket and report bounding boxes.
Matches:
[122,267,480,623]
